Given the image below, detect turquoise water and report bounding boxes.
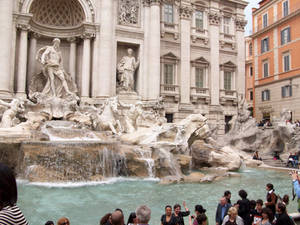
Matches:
[18,168,297,225]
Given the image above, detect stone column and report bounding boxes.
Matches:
[0,0,13,97]
[148,0,161,100]
[95,0,114,98]
[142,1,150,99]
[235,18,247,96]
[27,33,39,89]
[179,5,193,104]
[208,11,221,105]
[16,25,30,98]
[81,36,91,98]
[68,37,77,82]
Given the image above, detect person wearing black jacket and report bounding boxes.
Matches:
[173,202,190,225]
[236,189,252,225]
[274,203,294,225]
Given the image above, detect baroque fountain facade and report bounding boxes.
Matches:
[3,0,297,183]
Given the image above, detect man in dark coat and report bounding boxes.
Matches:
[215,197,231,225]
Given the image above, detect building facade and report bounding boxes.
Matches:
[250,0,300,122]
[245,36,254,116]
[1,0,247,134]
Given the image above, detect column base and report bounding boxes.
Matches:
[15,92,27,99]
[0,90,13,99]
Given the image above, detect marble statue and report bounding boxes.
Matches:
[0,99,24,128]
[117,48,139,92]
[36,38,76,98]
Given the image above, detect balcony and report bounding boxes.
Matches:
[190,87,210,104]
[220,89,238,105]
[160,84,180,102]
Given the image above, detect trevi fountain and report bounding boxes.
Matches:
[0,39,299,224]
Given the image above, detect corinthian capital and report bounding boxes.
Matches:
[142,0,150,7]
[235,18,247,31]
[180,5,193,20]
[208,11,221,25]
[150,0,161,6]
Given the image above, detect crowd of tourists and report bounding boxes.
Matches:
[1,162,300,225]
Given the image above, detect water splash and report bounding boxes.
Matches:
[134,148,155,177]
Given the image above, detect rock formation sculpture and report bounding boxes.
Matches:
[0,99,24,128]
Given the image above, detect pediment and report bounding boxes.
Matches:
[223,61,236,68]
[161,52,179,59]
[192,57,209,64]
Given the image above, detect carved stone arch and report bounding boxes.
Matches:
[20,0,95,23]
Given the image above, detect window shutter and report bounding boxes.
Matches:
[267,90,270,100]
[281,30,284,45]
[288,27,291,42]
[282,86,285,97]
[262,91,264,101]
[261,39,263,53]
[266,38,269,51]
[290,86,293,96]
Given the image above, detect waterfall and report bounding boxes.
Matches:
[134,148,155,177]
[158,148,182,177]
[99,148,127,177]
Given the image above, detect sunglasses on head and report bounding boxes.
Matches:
[60,222,69,225]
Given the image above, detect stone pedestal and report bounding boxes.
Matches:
[118,92,142,105]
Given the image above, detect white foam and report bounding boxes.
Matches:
[17,177,160,188]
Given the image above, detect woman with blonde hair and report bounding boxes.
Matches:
[221,207,244,225]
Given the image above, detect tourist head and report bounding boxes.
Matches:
[0,163,17,208]
[45,221,54,225]
[115,208,124,215]
[256,199,263,211]
[174,204,181,214]
[136,205,151,224]
[57,217,70,225]
[227,207,238,220]
[262,207,274,221]
[165,205,172,216]
[196,214,207,225]
[195,205,206,215]
[250,200,256,210]
[100,213,112,225]
[266,183,274,191]
[282,194,289,205]
[238,189,248,199]
[276,202,286,214]
[224,190,231,200]
[127,212,137,225]
[220,197,227,206]
[111,211,124,225]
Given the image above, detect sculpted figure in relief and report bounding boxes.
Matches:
[119,0,139,25]
[36,38,76,98]
[0,99,24,128]
[117,48,139,92]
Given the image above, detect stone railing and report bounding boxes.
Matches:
[220,89,238,105]
[160,84,180,102]
[190,87,210,104]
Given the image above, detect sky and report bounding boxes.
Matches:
[244,0,261,36]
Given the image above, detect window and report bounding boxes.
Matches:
[195,68,204,88]
[224,71,232,90]
[250,66,253,77]
[195,10,204,30]
[261,37,269,53]
[262,90,270,101]
[249,43,253,56]
[283,53,290,72]
[281,27,291,45]
[263,61,269,77]
[282,85,292,98]
[263,13,268,28]
[164,4,174,24]
[283,0,289,17]
[250,91,253,101]
[223,17,230,34]
[164,64,174,85]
